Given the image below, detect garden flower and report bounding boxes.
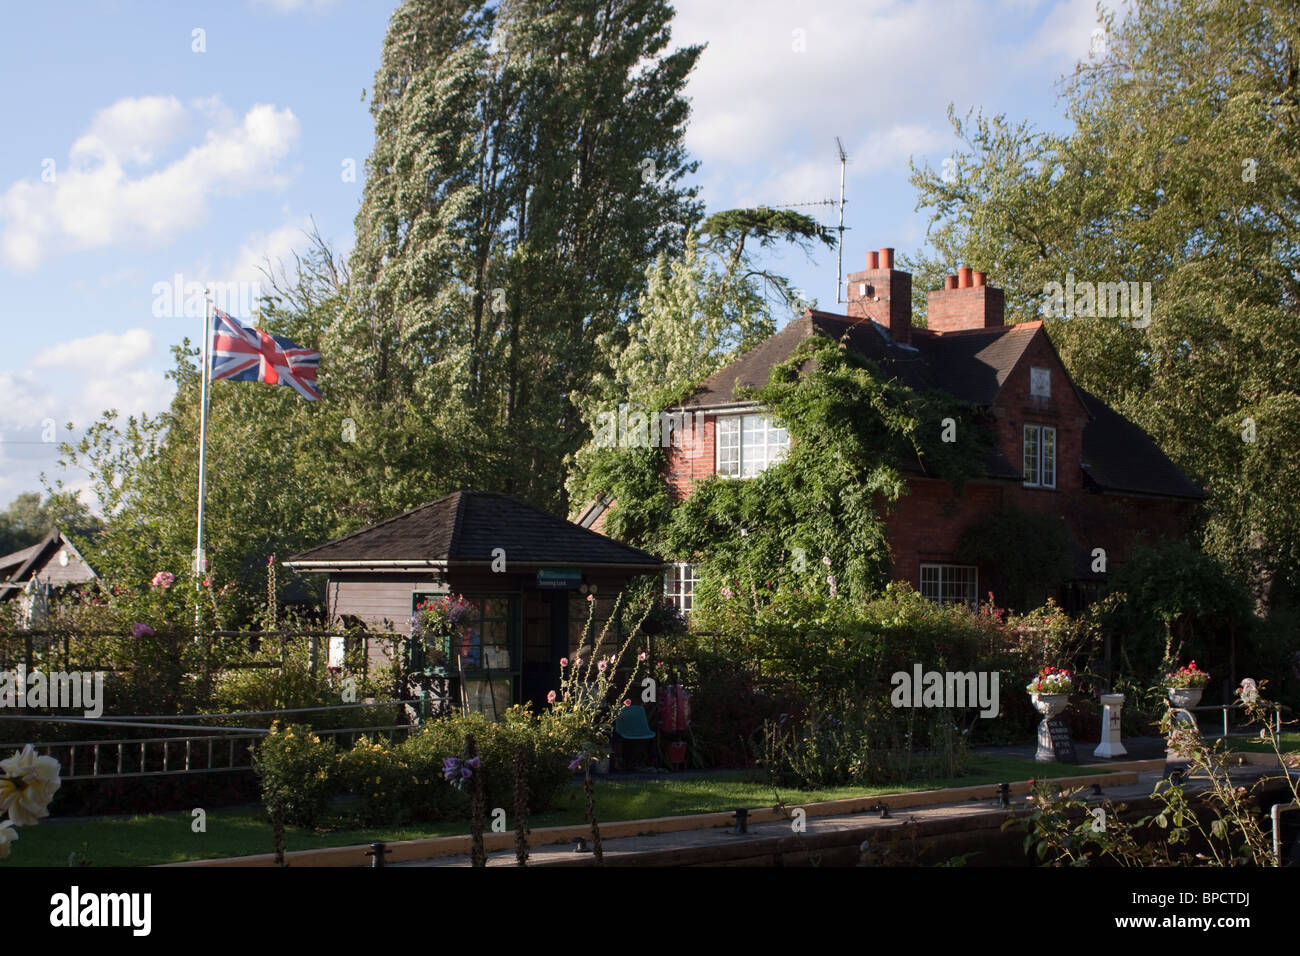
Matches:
[547,690,557,704]
[568,756,583,771]
[560,658,569,668]
[131,623,155,638]
[624,699,631,707]
[598,660,607,672]
[0,745,61,826]
[442,757,462,781]
[0,819,16,858]
[638,652,647,662]
[575,658,583,667]
[150,571,175,589]
[822,556,832,566]
[721,586,734,600]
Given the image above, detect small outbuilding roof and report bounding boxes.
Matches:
[0,528,98,600]
[285,491,663,571]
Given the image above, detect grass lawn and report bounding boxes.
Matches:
[1219,730,1300,755]
[3,754,1110,868]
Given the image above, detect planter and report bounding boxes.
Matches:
[1167,686,1204,710]
[1030,692,1069,719]
[1030,692,1070,762]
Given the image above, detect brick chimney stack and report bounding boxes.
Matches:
[926,265,1004,332]
[846,247,912,344]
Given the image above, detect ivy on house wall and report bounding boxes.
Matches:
[592,334,994,612]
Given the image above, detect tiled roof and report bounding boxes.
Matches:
[1079,390,1205,499]
[287,491,663,568]
[678,311,1040,408]
[675,309,1202,500]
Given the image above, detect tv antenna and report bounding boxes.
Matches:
[834,137,848,304]
[757,137,850,306]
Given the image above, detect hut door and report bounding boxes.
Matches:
[521,591,566,711]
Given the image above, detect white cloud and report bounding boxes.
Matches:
[30,329,156,376]
[0,97,301,272]
[3,329,174,434]
[1022,0,1117,71]
[70,95,188,166]
[225,217,316,290]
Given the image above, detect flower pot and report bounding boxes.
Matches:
[1167,686,1203,709]
[1030,692,1069,719]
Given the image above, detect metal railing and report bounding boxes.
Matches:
[4,700,428,781]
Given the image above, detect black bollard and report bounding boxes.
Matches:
[366,842,389,868]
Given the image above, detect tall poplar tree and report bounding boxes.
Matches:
[349,0,703,510]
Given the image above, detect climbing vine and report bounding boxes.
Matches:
[587,335,993,612]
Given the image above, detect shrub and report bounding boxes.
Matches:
[251,723,337,829]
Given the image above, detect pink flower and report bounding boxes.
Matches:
[150,571,175,589]
[598,660,607,672]
[560,657,569,668]
[624,699,632,707]
[547,690,557,704]
[721,586,734,600]
[638,652,647,662]
[586,594,594,602]
[575,658,583,667]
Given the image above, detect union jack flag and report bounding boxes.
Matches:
[210,308,321,401]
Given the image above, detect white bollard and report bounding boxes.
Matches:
[1094,693,1127,758]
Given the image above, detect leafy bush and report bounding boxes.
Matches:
[251,723,337,829]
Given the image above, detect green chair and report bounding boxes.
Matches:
[613,704,656,770]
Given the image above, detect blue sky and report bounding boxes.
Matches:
[0,0,1113,509]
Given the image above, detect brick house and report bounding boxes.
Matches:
[590,247,1203,613]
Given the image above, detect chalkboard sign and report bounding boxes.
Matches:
[1047,719,1078,763]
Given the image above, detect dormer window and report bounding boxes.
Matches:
[1023,424,1057,489]
[716,414,789,477]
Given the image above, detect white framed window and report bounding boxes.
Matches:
[1023,423,1056,489]
[919,564,978,609]
[715,414,789,477]
[664,563,699,614]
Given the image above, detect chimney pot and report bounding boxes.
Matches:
[973,271,987,288]
[958,267,973,289]
[944,274,958,291]
[866,251,880,270]
[880,247,894,270]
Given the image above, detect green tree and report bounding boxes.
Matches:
[350,0,704,512]
[0,491,101,556]
[909,0,1300,608]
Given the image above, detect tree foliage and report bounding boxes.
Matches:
[908,0,1300,608]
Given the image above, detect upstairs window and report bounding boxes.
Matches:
[663,563,698,614]
[1023,424,1056,489]
[1030,367,1051,398]
[716,414,789,477]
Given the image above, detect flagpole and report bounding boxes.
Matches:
[195,292,213,635]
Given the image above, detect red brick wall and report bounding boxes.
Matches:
[846,267,913,342]
[665,413,717,499]
[990,328,1088,498]
[925,287,1005,332]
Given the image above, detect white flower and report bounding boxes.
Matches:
[0,745,62,826]
[0,818,17,858]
